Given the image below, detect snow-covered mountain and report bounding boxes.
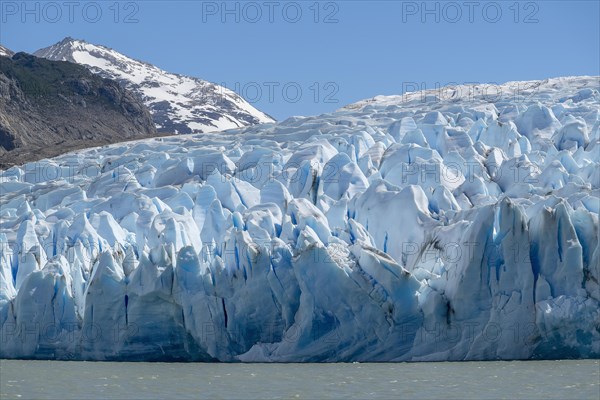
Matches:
[1,76,599,361]
[0,44,14,57]
[34,37,274,134]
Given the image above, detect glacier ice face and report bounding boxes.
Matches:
[1,76,599,361]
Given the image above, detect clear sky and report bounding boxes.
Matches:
[1,0,599,120]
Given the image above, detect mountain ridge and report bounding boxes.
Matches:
[35,37,275,134]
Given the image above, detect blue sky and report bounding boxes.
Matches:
[1,1,599,120]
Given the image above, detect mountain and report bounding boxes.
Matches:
[0,52,157,168]
[0,45,14,58]
[0,76,598,361]
[34,37,275,134]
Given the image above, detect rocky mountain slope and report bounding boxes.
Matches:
[0,51,157,168]
[35,38,275,134]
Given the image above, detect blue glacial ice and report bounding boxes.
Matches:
[0,77,599,361]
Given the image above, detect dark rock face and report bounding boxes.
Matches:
[0,52,157,168]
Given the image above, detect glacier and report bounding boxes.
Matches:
[0,76,599,361]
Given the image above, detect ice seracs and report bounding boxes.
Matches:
[0,76,599,361]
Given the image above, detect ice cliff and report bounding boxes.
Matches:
[1,77,599,361]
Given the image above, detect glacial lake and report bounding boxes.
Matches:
[1,359,598,399]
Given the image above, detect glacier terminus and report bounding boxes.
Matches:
[0,77,599,361]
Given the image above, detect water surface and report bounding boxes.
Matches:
[1,360,598,399]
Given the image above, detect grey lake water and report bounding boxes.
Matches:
[1,360,598,400]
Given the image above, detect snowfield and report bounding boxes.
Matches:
[1,77,599,361]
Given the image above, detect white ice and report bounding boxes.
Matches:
[0,76,598,361]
